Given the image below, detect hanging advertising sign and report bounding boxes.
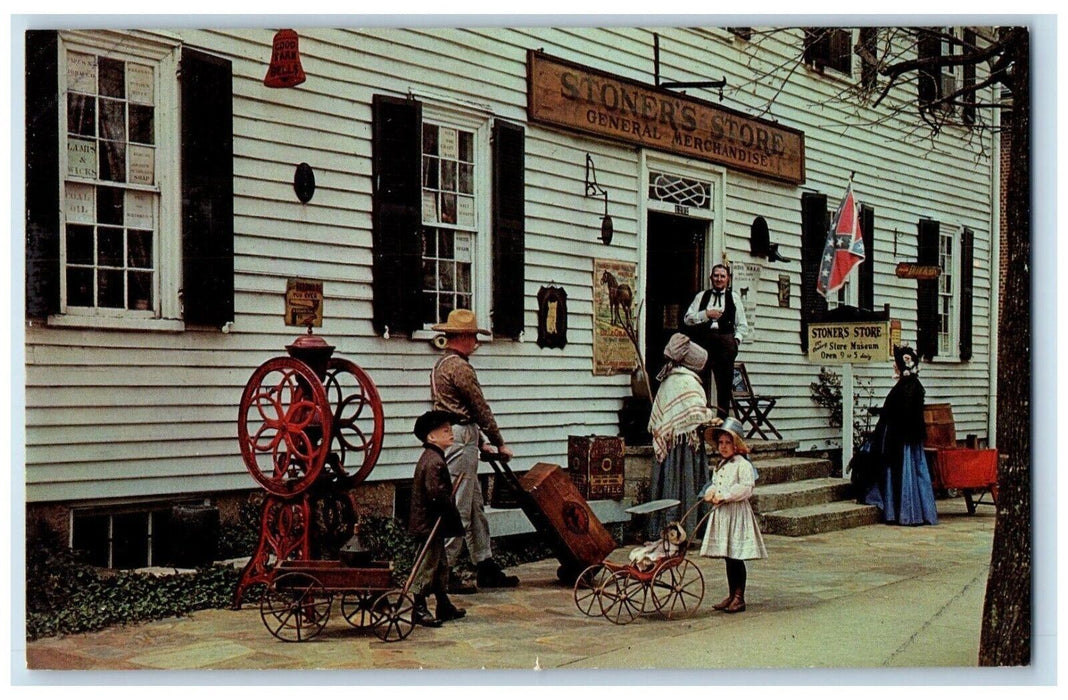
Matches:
[285,278,324,328]
[730,262,761,339]
[528,51,805,184]
[592,259,637,375]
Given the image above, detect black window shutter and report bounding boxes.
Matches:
[858,204,875,311]
[917,29,940,105]
[371,95,423,336]
[959,227,974,361]
[799,192,829,351]
[25,30,60,320]
[491,119,525,340]
[180,48,234,327]
[962,29,977,125]
[916,218,940,360]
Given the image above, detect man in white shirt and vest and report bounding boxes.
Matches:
[682,264,749,420]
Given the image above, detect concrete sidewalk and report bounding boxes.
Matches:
[21,498,994,673]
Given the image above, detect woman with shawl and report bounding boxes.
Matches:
[645,333,718,539]
[860,346,939,525]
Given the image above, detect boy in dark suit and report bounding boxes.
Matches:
[410,410,468,626]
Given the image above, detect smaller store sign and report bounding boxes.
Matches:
[731,262,761,340]
[285,278,324,328]
[807,320,891,364]
[895,262,941,280]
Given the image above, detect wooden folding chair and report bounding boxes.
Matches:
[730,362,782,440]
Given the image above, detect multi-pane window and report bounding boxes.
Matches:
[63,50,157,314]
[803,28,853,75]
[937,229,959,355]
[72,507,171,569]
[420,122,476,325]
[939,28,960,115]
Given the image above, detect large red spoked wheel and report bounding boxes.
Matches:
[323,358,385,486]
[239,357,333,497]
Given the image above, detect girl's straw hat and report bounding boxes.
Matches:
[705,416,750,455]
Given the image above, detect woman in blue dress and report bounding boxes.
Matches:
[862,346,939,525]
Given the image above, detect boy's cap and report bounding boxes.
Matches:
[414,410,460,442]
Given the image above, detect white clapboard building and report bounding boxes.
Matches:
[22,25,1001,566]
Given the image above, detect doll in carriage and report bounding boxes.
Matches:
[627,521,687,572]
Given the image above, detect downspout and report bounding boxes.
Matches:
[987,93,1001,447]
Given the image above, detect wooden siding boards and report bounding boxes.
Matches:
[25,26,997,504]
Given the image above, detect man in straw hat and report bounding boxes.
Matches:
[429,309,520,591]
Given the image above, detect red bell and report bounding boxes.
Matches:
[264,29,306,88]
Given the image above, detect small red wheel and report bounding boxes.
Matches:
[239,357,333,497]
[573,564,610,617]
[341,590,379,628]
[259,572,332,642]
[372,589,416,642]
[599,570,646,625]
[323,358,385,486]
[650,557,705,619]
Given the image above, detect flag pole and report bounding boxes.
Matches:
[842,362,854,479]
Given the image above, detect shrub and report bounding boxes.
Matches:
[26,525,239,641]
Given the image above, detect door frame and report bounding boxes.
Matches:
[637,151,727,356]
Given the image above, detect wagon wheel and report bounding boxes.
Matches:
[259,572,332,642]
[371,589,416,642]
[650,557,705,620]
[323,358,385,487]
[340,590,379,628]
[239,357,333,497]
[599,570,646,625]
[573,564,612,617]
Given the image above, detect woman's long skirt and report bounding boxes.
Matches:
[646,440,706,540]
[864,443,939,525]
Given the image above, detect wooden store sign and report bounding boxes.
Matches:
[527,51,805,184]
[807,321,891,364]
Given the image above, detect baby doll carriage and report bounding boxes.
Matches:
[572,499,710,625]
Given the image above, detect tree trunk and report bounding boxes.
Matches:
[980,27,1031,666]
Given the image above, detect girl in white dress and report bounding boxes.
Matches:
[699,417,767,613]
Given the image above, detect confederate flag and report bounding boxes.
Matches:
[817,182,866,297]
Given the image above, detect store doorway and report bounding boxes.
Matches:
[645,212,707,392]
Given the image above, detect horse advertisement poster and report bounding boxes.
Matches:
[592,259,637,376]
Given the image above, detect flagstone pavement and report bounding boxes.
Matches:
[20,498,997,675]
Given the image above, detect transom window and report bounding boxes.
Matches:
[63,50,159,315]
[648,172,712,209]
[421,122,477,324]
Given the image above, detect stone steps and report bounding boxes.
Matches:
[747,441,881,537]
[757,500,882,537]
[751,476,853,513]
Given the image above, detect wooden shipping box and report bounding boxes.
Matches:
[567,435,625,500]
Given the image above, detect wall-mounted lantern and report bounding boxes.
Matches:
[584,154,613,245]
[264,29,306,88]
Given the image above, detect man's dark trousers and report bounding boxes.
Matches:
[704,333,738,420]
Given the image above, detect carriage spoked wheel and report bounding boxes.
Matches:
[598,570,646,625]
[340,591,380,629]
[573,564,611,617]
[239,357,333,497]
[371,589,416,642]
[259,572,333,642]
[323,358,385,487]
[650,557,705,619]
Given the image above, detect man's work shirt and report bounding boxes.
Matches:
[683,287,749,342]
[430,349,505,447]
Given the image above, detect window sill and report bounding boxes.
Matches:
[43,314,186,332]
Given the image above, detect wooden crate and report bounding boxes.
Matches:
[519,462,616,570]
[567,435,625,500]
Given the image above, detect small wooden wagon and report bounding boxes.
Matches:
[259,559,418,642]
